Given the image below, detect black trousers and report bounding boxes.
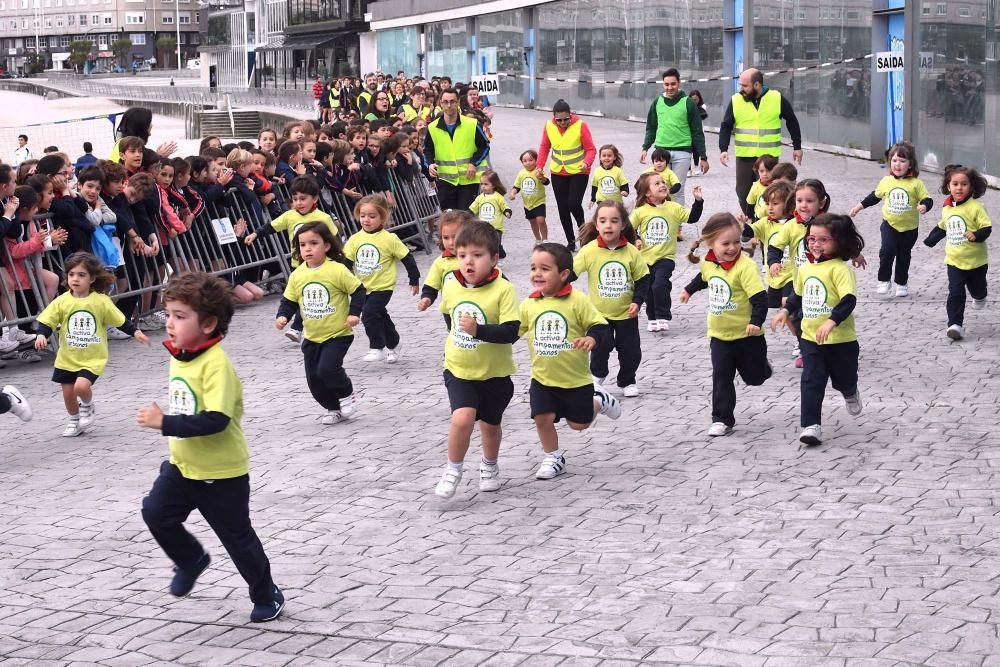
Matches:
[645,258,675,321]
[437,180,480,211]
[947,264,988,326]
[551,173,589,245]
[590,317,642,387]
[878,222,919,285]
[301,336,354,410]
[735,157,757,218]
[800,339,859,426]
[0,391,9,414]
[710,336,772,426]
[141,461,275,605]
[361,290,399,350]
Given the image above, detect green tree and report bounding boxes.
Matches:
[111,38,132,68]
[68,40,93,73]
[156,36,177,68]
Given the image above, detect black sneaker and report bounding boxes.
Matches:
[169,552,210,597]
[250,586,285,623]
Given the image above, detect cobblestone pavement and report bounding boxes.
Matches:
[2,106,999,666]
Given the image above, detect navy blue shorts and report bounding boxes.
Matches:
[529,379,594,424]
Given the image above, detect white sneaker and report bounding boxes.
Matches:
[152,310,169,324]
[321,410,345,425]
[8,328,38,344]
[139,316,165,331]
[791,345,800,358]
[708,422,733,437]
[62,419,83,437]
[658,320,670,332]
[947,324,964,340]
[535,453,566,480]
[386,345,401,364]
[363,348,387,362]
[876,281,891,295]
[622,384,639,398]
[107,326,131,340]
[973,298,986,310]
[844,389,863,416]
[435,468,463,498]
[646,320,659,332]
[78,402,95,429]
[0,333,19,353]
[3,385,31,421]
[799,424,823,446]
[894,284,909,298]
[338,393,356,418]
[594,385,622,420]
[479,462,501,492]
[284,329,302,344]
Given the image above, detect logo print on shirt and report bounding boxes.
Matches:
[600,176,617,195]
[354,243,382,276]
[65,309,102,349]
[301,281,337,320]
[794,237,808,267]
[644,216,669,245]
[801,276,832,319]
[768,231,790,268]
[450,301,487,350]
[597,261,630,298]
[707,276,738,315]
[521,177,537,194]
[946,214,968,246]
[533,311,573,356]
[887,187,911,215]
[168,377,198,417]
[479,202,497,222]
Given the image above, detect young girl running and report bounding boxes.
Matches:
[277,222,365,424]
[923,164,991,340]
[519,243,622,480]
[34,252,150,436]
[744,155,778,221]
[680,213,772,437]
[745,180,796,308]
[417,209,473,314]
[510,150,549,242]
[589,144,629,207]
[573,201,649,396]
[849,141,932,297]
[630,172,704,332]
[772,214,865,447]
[469,170,511,259]
[343,194,420,363]
[639,148,683,198]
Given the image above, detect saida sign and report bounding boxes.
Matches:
[876,51,905,72]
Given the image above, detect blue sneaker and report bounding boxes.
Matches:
[169,552,210,597]
[250,586,285,622]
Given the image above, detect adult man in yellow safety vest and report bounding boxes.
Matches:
[424,88,491,211]
[719,68,802,217]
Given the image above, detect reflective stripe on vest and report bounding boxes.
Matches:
[545,119,585,174]
[427,116,482,186]
[732,89,783,158]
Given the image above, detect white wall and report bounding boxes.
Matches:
[359,31,377,75]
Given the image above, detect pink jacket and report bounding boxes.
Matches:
[4,221,44,290]
[155,183,186,243]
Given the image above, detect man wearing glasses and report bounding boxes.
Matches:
[424,88,491,211]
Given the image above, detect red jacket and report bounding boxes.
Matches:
[537,114,596,176]
[4,220,44,290]
[312,80,325,100]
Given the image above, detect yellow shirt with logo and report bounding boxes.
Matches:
[591,166,629,203]
[167,343,249,481]
[699,254,765,341]
[938,198,991,270]
[750,217,793,288]
[630,202,692,265]
[875,175,931,232]
[518,288,607,389]
[794,258,857,345]
[343,228,411,293]
[469,192,509,233]
[36,291,127,375]
[513,169,546,211]
[573,240,649,320]
[746,180,769,221]
[270,208,340,267]
[283,258,362,343]
[424,254,460,293]
[440,276,518,381]
[770,220,809,279]
[642,165,680,191]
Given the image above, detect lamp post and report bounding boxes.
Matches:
[175,0,181,70]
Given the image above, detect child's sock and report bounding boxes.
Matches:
[80,400,92,408]
[549,448,563,459]
[482,456,497,467]
[446,460,464,472]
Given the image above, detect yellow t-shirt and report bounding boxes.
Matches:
[630,201,692,265]
[938,197,991,270]
[343,228,411,293]
[167,343,249,481]
[518,288,607,389]
[573,239,649,320]
[642,165,680,191]
[750,217,793,289]
[439,274,518,381]
[794,257,857,345]
[283,258,362,343]
[591,165,629,203]
[424,253,460,293]
[746,180,769,221]
[770,219,810,279]
[699,253,765,341]
[469,192,509,233]
[513,169,546,211]
[875,175,931,232]
[36,291,127,376]
[270,208,340,267]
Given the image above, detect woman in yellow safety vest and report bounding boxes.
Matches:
[535,99,596,251]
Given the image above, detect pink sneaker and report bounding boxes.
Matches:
[794,355,804,369]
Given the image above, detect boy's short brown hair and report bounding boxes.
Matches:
[163,272,235,338]
[770,162,798,183]
[98,160,127,184]
[127,172,154,200]
[119,136,145,155]
[455,220,500,257]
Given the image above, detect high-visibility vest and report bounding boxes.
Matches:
[357,90,372,112]
[401,103,431,123]
[329,87,341,109]
[545,119,585,174]
[427,115,482,186]
[732,89,783,158]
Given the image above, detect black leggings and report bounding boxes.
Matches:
[551,173,589,245]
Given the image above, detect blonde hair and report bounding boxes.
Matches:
[354,194,391,230]
[687,212,742,264]
[226,148,253,169]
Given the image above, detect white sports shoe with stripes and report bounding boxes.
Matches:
[535,453,566,480]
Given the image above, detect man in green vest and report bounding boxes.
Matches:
[357,73,378,116]
[719,68,803,217]
[640,67,710,206]
[424,88,491,211]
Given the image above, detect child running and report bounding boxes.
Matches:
[573,201,649,396]
[343,194,420,362]
[923,164,991,340]
[137,272,284,623]
[744,155,778,221]
[469,170,511,259]
[589,144,629,207]
[680,213,772,436]
[510,150,549,242]
[772,214,865,447]
[35,252,150,436]
[519,243,622,480]
[744,180,796,309]
[417,209,472,315]
[639,148,682,197]
[850,141,932,297]
[277,222,365,424]
[630,172,704,332]
[434,221,520,499]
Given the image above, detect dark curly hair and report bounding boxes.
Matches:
[163,272,235,337]
[940,164,987,199]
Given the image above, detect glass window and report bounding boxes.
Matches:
[288,0,341,25]
[478,10,525,101]
[130,32,145,45]
[376,26,418,77]
[426,18,469,83]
